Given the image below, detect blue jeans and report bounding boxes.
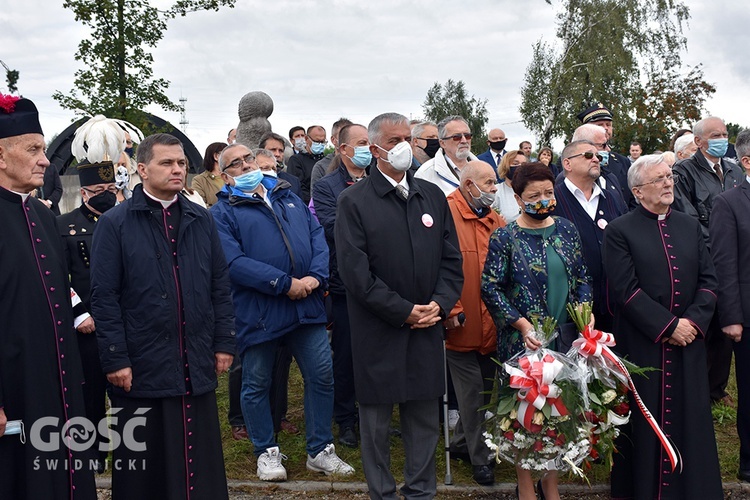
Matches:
[241,323,334,457]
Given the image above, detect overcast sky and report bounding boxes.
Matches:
[2,0,749,157]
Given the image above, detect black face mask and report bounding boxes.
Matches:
[490,139,507,152]
[420,138,441,159]
[86,191,117,213]
[507,166,519,180]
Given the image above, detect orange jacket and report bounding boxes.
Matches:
[445,189,505,354]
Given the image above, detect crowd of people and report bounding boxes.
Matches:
[0,92,746,500]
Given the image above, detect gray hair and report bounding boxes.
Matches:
[218,143,251,171]
[368,113,410,145]
[411,121,437,139]
[693,116,724,139]
[736,129,750,160]
[137,133,183,165]
[628,153,668,190]
[437,115,469,139]
[253,148,276,162]
[673,133,695,155]
[571,124,606,143]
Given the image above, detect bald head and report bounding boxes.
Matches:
[487,128,507,152]
[459,160,498,202]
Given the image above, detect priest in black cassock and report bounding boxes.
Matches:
[603,154,722,499]
[0,95,97,499]
[90,133,235,500]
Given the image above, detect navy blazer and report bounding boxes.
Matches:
[710,180,750,328]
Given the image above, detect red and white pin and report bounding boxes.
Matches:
[422,213,434,228]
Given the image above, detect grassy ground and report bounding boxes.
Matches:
[217,359,742,487]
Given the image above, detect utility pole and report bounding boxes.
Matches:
[179,95,189,133]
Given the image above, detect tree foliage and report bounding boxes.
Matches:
[726,123,747,143]
[520,0,713,153]
[422,79,489,152]
[53,0,235,130]
[0,60,19,94]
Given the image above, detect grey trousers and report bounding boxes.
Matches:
[359,399,438,500]
[446,349,495,465]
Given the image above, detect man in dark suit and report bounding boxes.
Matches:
[554,138,627,332]
[335,112,463,499]
[709,128,750,481]
[476,128,507,180]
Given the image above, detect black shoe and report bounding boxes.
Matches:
[448,446,471,462]
[738,470,750,482]
[472,464,495,485]
[537,479,546,500]
[338,426,358,448]
[388,426,401,438]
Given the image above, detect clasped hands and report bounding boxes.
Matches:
[663,318,697,347]
[286,276,320,300]
[405,301,442,329]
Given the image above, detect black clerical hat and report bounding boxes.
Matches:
[77,161,115,186]
[0,95,44,139]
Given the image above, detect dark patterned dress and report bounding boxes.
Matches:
[480,216,592,361]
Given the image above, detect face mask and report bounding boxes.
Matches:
[420,138,441,159]
[598,150,610,167]
[263,170,278,178]
[233,169,263,192]
[4,420,25,443]
[125,147,134,158]
[490,139,507,151]
[310,142,326,155]
[345,145,372,169]
[377,142,413,172]
[507,166,519,180]
[522,197,557,220]
[86,190,117,213]
[706,138,729,158]
[470,181,495,208]
[294,138,307,151]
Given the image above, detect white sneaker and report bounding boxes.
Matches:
[448,409,460,431]
[306,443,355,476]
[257,446,287,481]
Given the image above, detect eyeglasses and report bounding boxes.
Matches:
[83,186,119,195]
[634,175,679,188]
[566,151,603,162]
[223,153,256,171]
[442,133,473,142]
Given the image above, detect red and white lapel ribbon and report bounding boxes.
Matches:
[504,352,569,431]
[574,325,681,472]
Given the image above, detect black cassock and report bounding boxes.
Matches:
[603,205,722,500]
[0,188,96,499]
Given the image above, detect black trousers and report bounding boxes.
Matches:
[735,328,750,471]
[331,293,358,428]
[707,315,733,401]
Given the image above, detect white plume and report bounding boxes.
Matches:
[71,115,144,164]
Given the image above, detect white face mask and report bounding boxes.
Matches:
[4,420,25,443]
[294,137,307,151]
[377,141,413,172]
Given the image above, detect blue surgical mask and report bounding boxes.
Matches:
[346,145,372,169]
[4,420,25,443]
[598,151,610,167]
[311,142,326,155]
[706,138,728,158]
[232,169,263,192]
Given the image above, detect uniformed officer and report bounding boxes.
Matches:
[57,158,118,472]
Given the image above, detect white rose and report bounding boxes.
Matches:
[601,390,617,405]
[532,411,545,426]
[499,417,512,432]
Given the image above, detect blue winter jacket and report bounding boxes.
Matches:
[211,180,329,355]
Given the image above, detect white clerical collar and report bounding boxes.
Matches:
[11,190,30,201]
[143,187,178,208]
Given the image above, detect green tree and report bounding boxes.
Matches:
[53,0,235,130]
[726,122,747,143]
[1,60,19,94]
[520,0,711,152]
[422,79,489,152]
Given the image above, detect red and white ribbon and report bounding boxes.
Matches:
[574,325,681,472]
[504,352,569,431]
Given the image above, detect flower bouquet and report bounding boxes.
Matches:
[485,317,591,474]
[565,302,663,471]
